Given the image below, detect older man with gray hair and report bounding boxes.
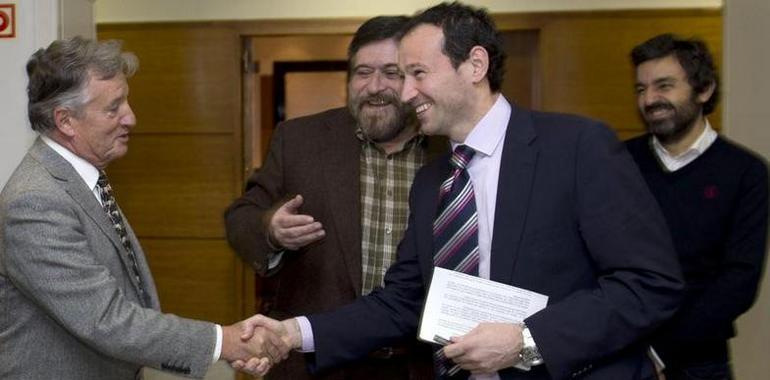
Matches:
[0,36,285,379]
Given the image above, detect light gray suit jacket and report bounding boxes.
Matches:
[0,138,216,379]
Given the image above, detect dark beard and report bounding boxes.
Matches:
[349,93,409,143]
[642,95,701,145]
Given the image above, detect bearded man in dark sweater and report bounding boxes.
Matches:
[625,34,769,380]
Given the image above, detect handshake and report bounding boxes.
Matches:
[221,315,301,377]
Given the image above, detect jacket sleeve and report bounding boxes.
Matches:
[3,191,216,379]
[225,123,290,276]
[526,124,685,379]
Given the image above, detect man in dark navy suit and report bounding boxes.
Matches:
[239,3,684,379]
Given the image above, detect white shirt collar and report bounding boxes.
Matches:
[452,94,511,158]
[651,119,717,172]
[41,135,101,191]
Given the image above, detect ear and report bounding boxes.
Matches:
[467,45,490,84]
[697,80,716,105]
[53,107,77,137]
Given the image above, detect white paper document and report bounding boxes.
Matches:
[419,267,548,344]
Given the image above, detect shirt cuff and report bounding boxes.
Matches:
[213,324,223,362]
[295,316,315,352]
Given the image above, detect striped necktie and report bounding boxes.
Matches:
[97,171,149,305]
[433,145,479,275]
[432,145,478,379]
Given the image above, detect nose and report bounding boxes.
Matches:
[401,76,417,104]
[122,103,137,128]
[641,88,660,107]
[365,72,387,94]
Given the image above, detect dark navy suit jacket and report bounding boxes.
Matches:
[307,106,684,379]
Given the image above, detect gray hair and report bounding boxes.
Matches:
[26,36,139,133]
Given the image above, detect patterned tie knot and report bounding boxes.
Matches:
[97,171,111,191]
[450,145,475,170]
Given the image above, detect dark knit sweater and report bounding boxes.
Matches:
[625,134,768,364]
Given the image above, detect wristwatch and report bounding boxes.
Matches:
[519,323,544,367]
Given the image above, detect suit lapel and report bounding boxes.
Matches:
[490,106,538,284]
[320,111,364,295]
[31,139,152,304]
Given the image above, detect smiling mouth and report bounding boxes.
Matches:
[415,103,432,115]
[646,109,673,120]
[365,99,392,107]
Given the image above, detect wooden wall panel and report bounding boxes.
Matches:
[98,25,240,135]
[532,10,722,135]
[107,134,236,239]
[141,239,238,324]
[98,23,247,326]
[500,30,539,109]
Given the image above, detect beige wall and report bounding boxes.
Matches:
[724,0,770,379]
[94,0,721,22]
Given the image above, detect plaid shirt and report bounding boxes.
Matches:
[358,130,427,295]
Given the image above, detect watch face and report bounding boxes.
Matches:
[521,346,543,366]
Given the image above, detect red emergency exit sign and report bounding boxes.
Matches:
[0,3,16,39]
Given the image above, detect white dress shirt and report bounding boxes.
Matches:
[651,119,717,172]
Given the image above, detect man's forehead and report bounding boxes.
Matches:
[352,39,398,65]
[398,25,447,68]
[82,74,129,103]
[399,25,444,55]
[637,55,686,77]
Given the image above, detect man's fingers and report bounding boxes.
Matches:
[442,342,466,359]
[240,314,282,340]
[254,357,272,377]
[259,315,286,332]
[240,357,267,377]
[273,223,325,250]
[279,195,304,214]
[276,221,324,237]
[239,315,260,341]
[275,212,317,228]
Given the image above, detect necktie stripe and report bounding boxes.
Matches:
[434,225,478,267]
[434,214,478,264]
[433,182,475,234]
[453,246,480,273]
[439,171,459,199]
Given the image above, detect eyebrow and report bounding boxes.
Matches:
[352,63,399,71]
[106,94,126,109]
[653,76,677,85]
[636,76,677,87]
[403,63,424,71]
